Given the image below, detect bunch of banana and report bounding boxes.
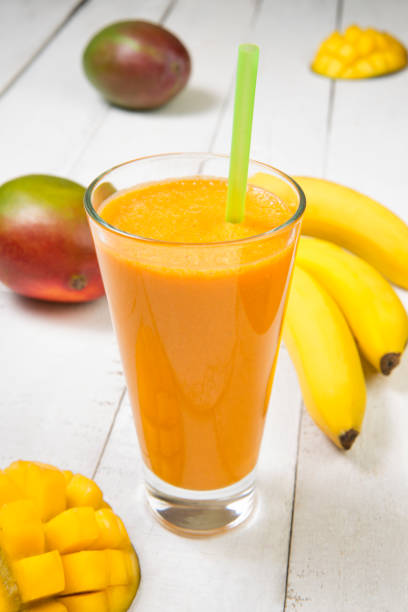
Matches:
[252,173,408,449]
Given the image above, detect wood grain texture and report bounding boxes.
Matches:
[0,0,86,95]
[0,291,123,474]
[0,0,172,186]
[213,0,337,176]
[286,0,408,609]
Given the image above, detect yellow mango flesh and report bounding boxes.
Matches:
[61,551,109,595]
[89,510,123,550]
[106,550,129,587]
[45,508,99,554]
[5,462,66,522]
[61,592,109,612]
[12,551,65,603]
[0,474,21,508]
[0,461,140,612]
[66,476,103,510]
[312,24,407,78]
[28,603,67,612]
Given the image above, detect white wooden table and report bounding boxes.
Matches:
[1,1,407,609]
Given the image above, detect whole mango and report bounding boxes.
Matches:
[82,20,191,109]
[0,175,104,302]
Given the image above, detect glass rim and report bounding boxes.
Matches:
[84,152,306,248]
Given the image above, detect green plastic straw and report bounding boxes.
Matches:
[225,44,259,223]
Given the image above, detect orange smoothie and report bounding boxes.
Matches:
[95,177,298,491]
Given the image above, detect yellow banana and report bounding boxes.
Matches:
[294,176,408,289]
[297,237,408,374]
[250,173,408,288]
[283,266,366,450]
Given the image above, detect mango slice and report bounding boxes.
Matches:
[0,461,140,612]
[312,24,407,78]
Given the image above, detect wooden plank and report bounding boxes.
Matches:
[67,0,259,184]
[212,0,336,176]
[286,1,408,609]
[0,0,85,95]
[326,0,408,219]
[0,290,124,473]
[90,1,337,610]
[0,0,173,465]
[0,0,172,185]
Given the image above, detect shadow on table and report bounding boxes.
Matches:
[11,294,112,332]
[161,87,220,115]
[109,86,220,116]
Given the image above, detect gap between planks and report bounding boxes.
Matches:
[283,0,344,607]
[0,0,89,98]
[322,0,344,177]
[92,386,127,479]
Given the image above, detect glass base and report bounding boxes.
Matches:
[144,468,256,536]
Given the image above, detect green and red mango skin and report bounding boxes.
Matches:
[0,175,105,303]
[83,21,191,109]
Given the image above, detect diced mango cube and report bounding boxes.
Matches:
[337,42,357,64]
[11,551,65,603]
[61,551,109,595]
[45,508,99,554]
[106,585,138,612]
[115,516,131,550]
[124,549,140,586]
[28,602,67,612]
[0,500,40,527]
[89,510,122,550]
[0,472,22,507]
[66,476,103,510]
[323,31,343,53]
[369,52,387,73]
[60,592,109,612]
[324,58,343,78]
[1,520,45,560]
[4,462,28,492]
[7,462,66,521]
[106,550,129,587]
[357,31,375,55]
[344,24,361,43]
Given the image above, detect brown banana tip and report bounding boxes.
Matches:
[339,429,359,450]
[380,353,401,376]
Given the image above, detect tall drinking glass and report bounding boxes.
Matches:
[85,153,305,535]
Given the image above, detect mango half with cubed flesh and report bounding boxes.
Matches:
[0,461,140,612]
[312,24,407,78]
